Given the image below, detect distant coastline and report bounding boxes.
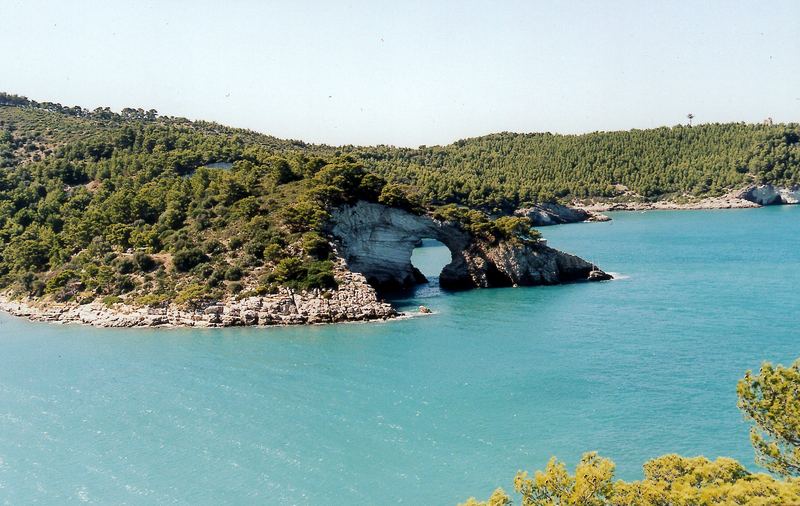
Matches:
[575,183,797,213]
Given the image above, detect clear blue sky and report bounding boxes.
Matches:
[3,0,799,147]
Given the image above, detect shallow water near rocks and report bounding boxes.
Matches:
[1,206,799,504]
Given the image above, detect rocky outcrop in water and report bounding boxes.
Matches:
[515,203,610,226]
[443,238,611,289]
[0,268,396,328]
[739,184,800,205]
[330,201,610,291]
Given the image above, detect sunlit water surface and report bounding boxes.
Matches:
[1,207,799,504]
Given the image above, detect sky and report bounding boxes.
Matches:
[2,0,799,147]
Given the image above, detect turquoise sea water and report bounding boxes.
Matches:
[1,207,799,504]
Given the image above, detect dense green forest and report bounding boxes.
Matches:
[2,92,799,306]
[0,93,528,306]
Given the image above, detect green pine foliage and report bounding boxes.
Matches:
[738,359,800,477]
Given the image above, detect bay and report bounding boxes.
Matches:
[1,206,798,504]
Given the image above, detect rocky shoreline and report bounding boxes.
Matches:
[1,199,615,328]
[8,182,793,329]
[575,189,760,213]
[509,184,800,221]
[0,270,397,328]
[570,184,800,213]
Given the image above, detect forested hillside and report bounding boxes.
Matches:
[356,124,800,210]
[2,92,799,306]
[0,94,402,306]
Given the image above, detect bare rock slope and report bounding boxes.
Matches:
[738,184,800,205]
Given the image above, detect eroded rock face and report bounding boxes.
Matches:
[515,203,610,226]
[330,201,610,291]
[739,184,800,205]
[454,240,611,288]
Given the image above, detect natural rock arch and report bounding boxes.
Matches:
[409,238,453,282]
[328,202,610,293]
[329,201,471,291]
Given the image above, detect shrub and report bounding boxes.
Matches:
[229,237,243,250]
[378,183,422,213]
[203,239,226,255]
[270,257,304,284]
[244,238,269,259]
[224,266,243,281]
[115,275,136,293]
[117,257,136,274]
[174,283,214,307]
[492,216,541,243]
[267,258,337,291]
[303,260,337,290]
[263,243,284,262]
[301,232,330,259]
[133,251,157,271]
[44,270,78,293]
[173,248,208,272]
[281,201,330,233]
[135,293,170,307]
[102,295,122,307]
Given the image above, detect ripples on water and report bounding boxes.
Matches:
[1,206,799,504]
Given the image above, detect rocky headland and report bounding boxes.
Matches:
[1,201,612,328]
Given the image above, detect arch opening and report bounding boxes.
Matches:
[410,238,453,289]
